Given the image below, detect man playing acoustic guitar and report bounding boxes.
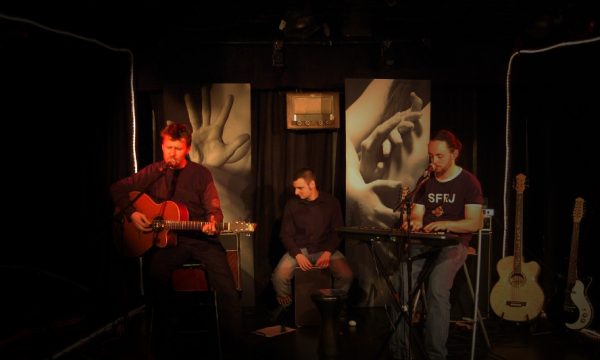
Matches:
[110,122,243,359]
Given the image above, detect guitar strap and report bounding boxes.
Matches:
[167,169,181,199]
[165,169,181,246]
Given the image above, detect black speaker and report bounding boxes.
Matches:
[219,233,240,290]
[450,230,492,320]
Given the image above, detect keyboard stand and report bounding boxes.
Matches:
[381,179,435,360]
[364,237,402,310]
[376,243,441,360]
[336,226,459,359]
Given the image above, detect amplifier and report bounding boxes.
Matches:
[219,232,255,307]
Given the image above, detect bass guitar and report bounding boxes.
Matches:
[490,173,545,322]
[114,191,256,257]
[564,197,594,330]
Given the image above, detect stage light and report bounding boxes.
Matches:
[381,39,395,67]
[272,39,284,67]
[279,10,320,39]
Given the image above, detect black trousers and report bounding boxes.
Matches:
[145,237,243,357]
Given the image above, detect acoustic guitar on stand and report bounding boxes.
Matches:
[490,173,545,322]
[563,197,594,330]
[114,191,256,257]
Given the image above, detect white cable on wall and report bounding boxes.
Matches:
[503,35,600,258]
[0,12,139,173]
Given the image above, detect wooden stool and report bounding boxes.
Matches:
[311,289,347,359]
[172,263,210,291]
[170,264,221,359]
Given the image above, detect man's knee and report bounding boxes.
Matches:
[331,259,353,276]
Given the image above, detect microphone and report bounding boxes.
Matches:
[423,163,435,179]
[414,163,434,189]
[393,185,410,212]
[158,159,177,172]
[394,164,434,213]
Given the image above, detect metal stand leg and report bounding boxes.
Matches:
[371,242,437,360]
[469,230,491,360]
[365,239,404,360]
[366,239,402,308]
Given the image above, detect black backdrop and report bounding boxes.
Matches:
[509,41,600,313]
[1,19,137,354]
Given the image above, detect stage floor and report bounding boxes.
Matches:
[4,304,598,360]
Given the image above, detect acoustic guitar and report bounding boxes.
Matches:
[114,191,256,257]
[490,173,545,322]
[563,197,594,330]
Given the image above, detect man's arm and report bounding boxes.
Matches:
[423,204,483,233]
[110,164,160,219]
[404,203,425,232]
[202,179,224,224]
[280,202,313,270]
[280,201,301,257]
[315,197,344,268]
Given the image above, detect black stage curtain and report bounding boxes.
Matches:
[508,40,600,325]
[1,17,137,356]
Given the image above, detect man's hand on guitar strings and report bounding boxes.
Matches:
[131,211,152,232]
[202,214,218,235]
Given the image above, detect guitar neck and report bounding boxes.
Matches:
[513,191,524,273]
[568,197,585,287]
[161,221,231,232]
[156,219,256,233]
[567,222,580,286]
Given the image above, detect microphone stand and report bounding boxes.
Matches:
[110,163,171,341]
[112,163,170,297]
[387,171,431,360]
[113,163,169,222]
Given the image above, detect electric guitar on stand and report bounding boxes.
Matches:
[563,197,594,330]
[114,191,256,257]
[490,173,545,322]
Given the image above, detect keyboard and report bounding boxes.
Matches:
[336,226,459,248]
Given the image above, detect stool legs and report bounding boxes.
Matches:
[466,230,491,360]
[147,266,222,359]
[463,262,491,349]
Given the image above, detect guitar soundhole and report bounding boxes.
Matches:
[152,217,166,232]
[509,273,526,287]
